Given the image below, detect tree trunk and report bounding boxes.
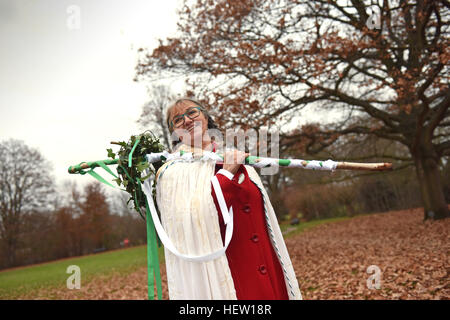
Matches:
[6,235,17,268]
[412,144,450,220]
[3,220,19,268]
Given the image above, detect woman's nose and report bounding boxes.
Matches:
[184,116,193,127]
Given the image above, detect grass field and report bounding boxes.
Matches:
[0,216,347,299]
[0,245,166,299]
[281,216,353,238]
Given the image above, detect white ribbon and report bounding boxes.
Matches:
[141,170,234,263]
[211,175,231,225]
[290,159,337,171]
[249,157,274,169]
[146,152,338,171]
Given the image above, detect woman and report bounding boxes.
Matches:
[153,98,302,300]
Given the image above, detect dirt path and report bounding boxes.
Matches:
[20,208,449,300]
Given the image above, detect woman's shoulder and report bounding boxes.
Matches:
[243,164,261,181]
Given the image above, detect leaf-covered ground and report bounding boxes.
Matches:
[19,207,449,300]
[287,207,449,300]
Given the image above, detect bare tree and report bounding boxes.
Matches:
[0,139,54,267]
[137,84,177,151]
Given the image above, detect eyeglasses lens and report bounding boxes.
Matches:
[173,108,201,128]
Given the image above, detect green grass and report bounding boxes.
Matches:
[281,216,353,238]
[0,245,164,299]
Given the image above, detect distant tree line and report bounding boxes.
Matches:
[0,139,147,270]
[264,135,450,222]
[281,165,443,222]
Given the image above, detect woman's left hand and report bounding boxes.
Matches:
[223,150,250,175]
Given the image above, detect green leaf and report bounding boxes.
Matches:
[136,161,149,173]
[107,148,116,159]
[140,172,153,181]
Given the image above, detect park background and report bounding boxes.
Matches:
[0,0,449,299]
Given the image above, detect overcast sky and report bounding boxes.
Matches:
[0,0,183,191]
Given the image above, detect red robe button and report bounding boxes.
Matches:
[251,234,259,243]
[243,205,251,213]
[259,265,267,275]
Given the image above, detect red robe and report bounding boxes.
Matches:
[211,163,289,300]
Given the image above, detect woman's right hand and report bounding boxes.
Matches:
[223,150,250,175]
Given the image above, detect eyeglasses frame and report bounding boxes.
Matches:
[169,106,204,129]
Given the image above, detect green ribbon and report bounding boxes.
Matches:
[95,160,118,178]
[78,161,122,190]
[129,138,140,168]
[145,197,163,300]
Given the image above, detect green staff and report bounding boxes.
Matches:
[68,150,392,174]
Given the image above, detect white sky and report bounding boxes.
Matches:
[0,0,183,190]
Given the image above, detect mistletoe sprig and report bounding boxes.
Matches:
[107,130,165,219]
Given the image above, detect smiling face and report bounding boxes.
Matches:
[168,100,209,147]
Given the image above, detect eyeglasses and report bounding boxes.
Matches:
[170,106,203,129]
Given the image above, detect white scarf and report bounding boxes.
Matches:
[145,144,302,300]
